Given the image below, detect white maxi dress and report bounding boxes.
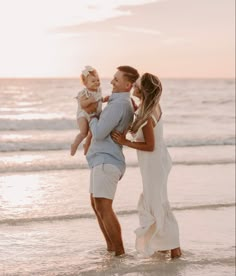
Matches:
[134,115,180,256]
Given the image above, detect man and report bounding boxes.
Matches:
[84,66,139,256]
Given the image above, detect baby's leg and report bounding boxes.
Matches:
[76,118,80,128]
[83,131,92,155]
[70,117,89,156]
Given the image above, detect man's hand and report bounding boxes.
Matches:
[83,102,98,114]
[131,97,138,111]
[102,95,110,103]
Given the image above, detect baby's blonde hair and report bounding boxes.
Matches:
[80,65,98,85]
[130,73,162,133]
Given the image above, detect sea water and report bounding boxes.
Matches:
[0,78,235,275]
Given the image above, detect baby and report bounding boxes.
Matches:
[70,66,108,156]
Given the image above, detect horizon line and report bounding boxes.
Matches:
[0,76,235,80]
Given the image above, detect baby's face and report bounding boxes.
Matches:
[85,74,100,91]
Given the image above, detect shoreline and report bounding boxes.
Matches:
[0,207,235,276]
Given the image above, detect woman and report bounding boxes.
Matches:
[112,73,182,258]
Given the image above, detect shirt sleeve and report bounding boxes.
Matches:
[89,102,123,140]
[78,88,89,99]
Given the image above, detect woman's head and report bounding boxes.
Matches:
[140,73,162,101]
[81,66,100,91]
[133,73,162,100]
[131,73,162,133]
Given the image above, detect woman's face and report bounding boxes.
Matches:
[132,78,142,99]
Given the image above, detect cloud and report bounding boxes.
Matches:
[50,0,161,32]
[0,0,160,33]
[116,25,161,35]
[162,37,191,45]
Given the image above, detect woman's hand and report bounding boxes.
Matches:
[111,130,127,145]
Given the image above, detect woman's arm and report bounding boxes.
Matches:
[112,118,155,151]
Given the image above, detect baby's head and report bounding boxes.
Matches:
[81,66,100,91]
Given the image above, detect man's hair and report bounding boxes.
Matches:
[117,66,139,83]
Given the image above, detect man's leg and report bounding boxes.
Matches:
[90,194,115,252]
[94,197,125,256]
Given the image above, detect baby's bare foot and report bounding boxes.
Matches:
[115,248,125,257]
[70,144,77,156]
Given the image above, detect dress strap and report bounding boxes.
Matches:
[151,111,162,125]
[84,89,90,98]
[151,114,158,125]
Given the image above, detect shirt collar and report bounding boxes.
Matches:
[109,92,130,102]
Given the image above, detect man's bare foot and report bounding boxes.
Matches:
[107,245,115,252]
[171,247,182,258]
[115,251,125,257]
[115,248,125,257]
[70,143,78,156]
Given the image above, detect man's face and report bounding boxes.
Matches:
[111,71,131,93]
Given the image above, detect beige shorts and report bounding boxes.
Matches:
[89,164,122,200]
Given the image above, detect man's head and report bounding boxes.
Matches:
[111,66,139,93]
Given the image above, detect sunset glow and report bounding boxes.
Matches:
[0,0,235,78]
[1,174,42,207]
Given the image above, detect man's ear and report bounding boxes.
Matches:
[126,82,132,91]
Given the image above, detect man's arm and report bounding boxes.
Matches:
[89,103,122,140]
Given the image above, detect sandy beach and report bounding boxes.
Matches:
[0,78,235,275]
[0,148,235,275]
[0,0,235,273]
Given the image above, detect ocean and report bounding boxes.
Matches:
[0,78,235,276]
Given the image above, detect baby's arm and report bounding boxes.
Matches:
[102,95,110,103]
[83,131,92,155]
[80,94,97,108]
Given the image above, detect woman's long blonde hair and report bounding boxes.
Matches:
[130,73,162,133]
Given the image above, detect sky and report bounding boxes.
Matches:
[0,0,235,78]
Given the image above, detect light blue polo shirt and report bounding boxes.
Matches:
[86,92,134,177]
